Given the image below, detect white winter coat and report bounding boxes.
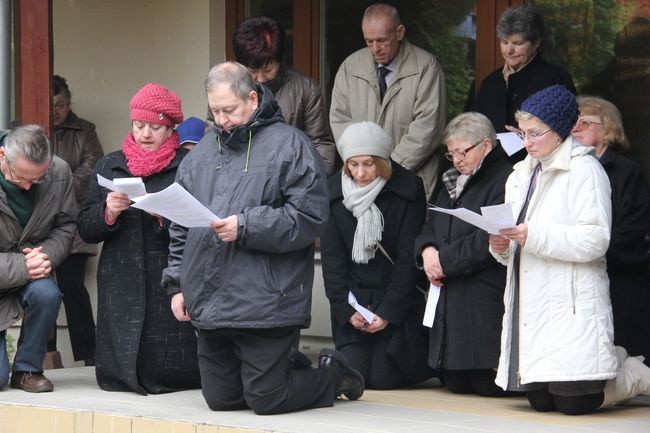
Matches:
[491,137,617,389]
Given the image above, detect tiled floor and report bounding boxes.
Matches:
[0,367,648,433]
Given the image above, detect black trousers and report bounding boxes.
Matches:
[197,326,337,415]
[441,368,518,397]
[55,253,96,361]
[527,388,604,415]
[339,332,410,390]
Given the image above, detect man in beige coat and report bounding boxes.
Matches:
[330,3,447,198]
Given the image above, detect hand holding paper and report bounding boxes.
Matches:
[98,175,218,227]
[348,291,375,324]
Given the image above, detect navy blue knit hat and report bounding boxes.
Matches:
[520,85,578,140]
[176,116,206,144]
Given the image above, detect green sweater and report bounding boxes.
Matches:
[0,164,35,228]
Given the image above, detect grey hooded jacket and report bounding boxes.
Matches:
[162,86,329,330]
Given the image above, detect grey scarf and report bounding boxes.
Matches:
[341,173,387,264]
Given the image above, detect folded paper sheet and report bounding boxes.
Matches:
[497,132,524,156]
[429,202,515,235]
[97,174,146,199]
[348,291,376,323]
[422,284,441,328]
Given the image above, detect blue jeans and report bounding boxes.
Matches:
[0,331,8,388]
[10,277,62,374]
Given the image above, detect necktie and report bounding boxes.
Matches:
[516,163,542,224]
[378,66,390,101]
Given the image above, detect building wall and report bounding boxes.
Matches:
[53,0,216,153]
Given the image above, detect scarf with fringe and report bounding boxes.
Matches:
[341,172,387,264]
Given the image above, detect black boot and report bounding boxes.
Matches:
[318,348,364,400]
[289,348,313,369]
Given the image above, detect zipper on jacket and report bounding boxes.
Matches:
[571,264,577,315]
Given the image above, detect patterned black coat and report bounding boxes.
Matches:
[414,145,512,370]
[77,149,200,395]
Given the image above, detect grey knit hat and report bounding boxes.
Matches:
[520,85,578,140]
[337,121,392,162]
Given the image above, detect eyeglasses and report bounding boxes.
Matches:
[573,119,602,130]
[444,139,483,161]
[1,157,48,185]
[514,128,552,142]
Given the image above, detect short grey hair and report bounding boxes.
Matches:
[443,112,497,147]
[363,3,401,27]
[3,124,51,164]
[514,110,536,123]
[497,5,545,44]
[204,62,256,101]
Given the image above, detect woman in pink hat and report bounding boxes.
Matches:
[78,83,200,395]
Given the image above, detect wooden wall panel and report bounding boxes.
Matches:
[15,0,53,136]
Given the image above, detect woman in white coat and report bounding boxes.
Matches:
[489,84,650,415]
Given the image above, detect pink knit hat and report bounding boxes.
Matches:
[129,83,183,128]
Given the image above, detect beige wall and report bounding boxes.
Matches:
[53,0,223,153]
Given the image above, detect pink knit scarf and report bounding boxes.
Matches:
[122,131,180,177]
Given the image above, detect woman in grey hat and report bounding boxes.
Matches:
[321,121,434,390]
[489,84,650,414]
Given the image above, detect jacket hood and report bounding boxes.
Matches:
[214,84,285,148]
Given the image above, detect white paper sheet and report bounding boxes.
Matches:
[97,174,146,199]
[347,291,376,324]
[497,132,524,156]
[429,203,515,235]
[480,202,516,231]
[422,283,441,328]
[131,182,219,227]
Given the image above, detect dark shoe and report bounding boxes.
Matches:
[289,348,312,370]
[318,348,364,400]
[84,358,96,367]
[10,371,54,393]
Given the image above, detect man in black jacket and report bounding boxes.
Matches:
[162,62,364,415]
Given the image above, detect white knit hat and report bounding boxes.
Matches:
[336,121,392,162]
